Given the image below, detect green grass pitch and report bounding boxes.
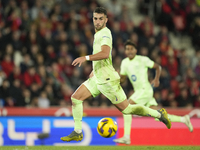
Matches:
[1,146,200,150]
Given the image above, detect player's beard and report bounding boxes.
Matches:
[95,21,106,31]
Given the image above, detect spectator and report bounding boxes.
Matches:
[23,66,42,88]
[167,56,179,79]
[63,55,74,79]
[191,17,200,48]
[38,91,50,108]
[11,30,23,51]
[9,79,23,106]
[156,26,170,45]
[5,97,15,107]
[21,89,32,106]
[1,54,14,77]
[194,59,200,79]
[29,44,40,64]
[20,53,34,74]
[186,3,200,35]
[189,78,200,100]
[4,44,14,58]
[0,68,6,86]
[45,45,56,65]
[0,79,10,102]
[38,65,48,86]
[176,87,193,108]
[30,82,40,98]
[70,67,84,90]
[44,84,57,106]
[139,15,154,39]
[8,65,23,84]
[31,0,48,20]
[194,94,200,107]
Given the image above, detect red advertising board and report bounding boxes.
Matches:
[0,107,199,117]
[117,117,200,145]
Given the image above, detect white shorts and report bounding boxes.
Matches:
[83,76,127,104]
[129,88,158,107]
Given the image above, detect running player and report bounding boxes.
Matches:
[60,7,171,142]
[113,40,193,145]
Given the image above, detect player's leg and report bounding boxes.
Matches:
[116,101,171,129]
[123,99,134,140]
[122,91,155,139]
[113,99,136,144]
[98,81,171,128]
[61,77,101,142]
[114,90,157,144]
[147,101,193,132]
[165,114,193,132]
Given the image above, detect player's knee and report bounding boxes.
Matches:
[71,97,83,107]
[122,104,145,115]
[71,92,82,101]
[122,104,132,115]
[132,104,145,115]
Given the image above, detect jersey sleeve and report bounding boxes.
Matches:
[142,56,154,68]
[100,30,112,48]
[120,59,127,75]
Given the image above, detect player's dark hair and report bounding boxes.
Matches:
[124,40,137,49]
[94,7,107,17]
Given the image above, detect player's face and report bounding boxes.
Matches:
[125,45,137,59]
[93,13,108,31]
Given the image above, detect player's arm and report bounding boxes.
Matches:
[120,75,126,84]
[72,45,110,67]
[151,62,162,87]
[88,45,110,60]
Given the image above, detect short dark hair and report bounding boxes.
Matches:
[94,7,107,16]
[124,39,137,49]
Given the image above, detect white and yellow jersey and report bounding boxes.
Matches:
[120,55,154,91]
[93,27,120,84]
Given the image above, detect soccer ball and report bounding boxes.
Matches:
[97,117,118,138]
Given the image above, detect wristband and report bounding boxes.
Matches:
[85,55,90,61]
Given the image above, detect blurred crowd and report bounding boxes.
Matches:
[0,0,200,108]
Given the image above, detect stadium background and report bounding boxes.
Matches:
[0,0,200,146]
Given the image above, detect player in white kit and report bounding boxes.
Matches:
[60,8,172,142]
[113,40,193,145]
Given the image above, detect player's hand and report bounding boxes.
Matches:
[72,56,86,67]
[151,79,160,87]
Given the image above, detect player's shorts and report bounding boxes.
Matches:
[83,76,127,104]
[129,88,158,107]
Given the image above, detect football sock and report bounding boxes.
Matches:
[124,135,130,139]
[181,116,186,123]
[123,114,132,139]
[122,104,161,118]
[168,114,182,122]
[71,97,83,133]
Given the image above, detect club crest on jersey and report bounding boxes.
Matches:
[131,75,137,82]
